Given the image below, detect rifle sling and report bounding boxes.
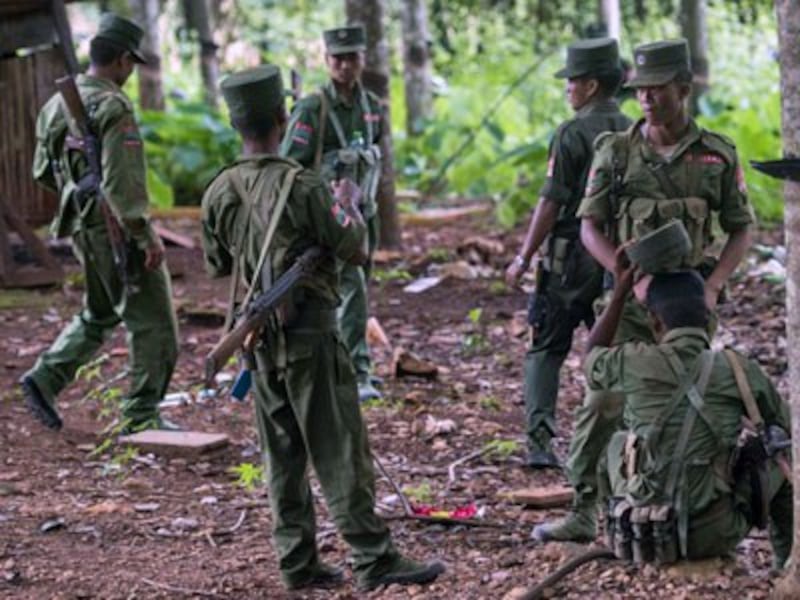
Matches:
[723,349,764,429]
[225,165,302,331]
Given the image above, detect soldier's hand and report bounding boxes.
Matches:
[144,237,165,271]
[613,244,637,294]
[704,281,722,311]
[332,177,362,211]
[505,256,528,288]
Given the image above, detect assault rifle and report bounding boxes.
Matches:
[56,75,134,294]
[204,246,324,387]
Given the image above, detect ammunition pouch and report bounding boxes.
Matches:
[606,499,679,565]
[321,144,382,219]
[606,497,633,561]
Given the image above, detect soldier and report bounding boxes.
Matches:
[589,255,791,568]
[534,39,754,542]
[22,14,178,433]
[280,25,383,402]
[505,38,631,468]
[201,64,444,591]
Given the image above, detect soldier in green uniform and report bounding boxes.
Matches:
[505,38,631,468]
[280,25,383,402]
[202,64,444,591]
[534,39,754,542]
[587,257,791,568]
[21,14,178,432]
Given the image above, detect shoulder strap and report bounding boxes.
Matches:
[225,165,302,327]
[240,165,303,308]
[723,349,763,428]
[358,86,374,142]
[314,92,329,171]
[662,349,715,558]
[646,160,683,198]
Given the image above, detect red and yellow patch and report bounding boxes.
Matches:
[685,153,724,165]
[363,113,381,123]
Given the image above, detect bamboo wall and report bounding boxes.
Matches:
[0,46,64,227]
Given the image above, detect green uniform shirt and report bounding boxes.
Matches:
[541,99,631,239]
[32,74,155,248]
[201,154,365,306]
[280,81,382,169]
[585,327,790,515]
[577,119,754,266]
[280,82,383,218]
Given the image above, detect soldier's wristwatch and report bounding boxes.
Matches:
[513,254,529,269]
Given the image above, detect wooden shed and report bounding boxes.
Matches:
[0,1,74,285]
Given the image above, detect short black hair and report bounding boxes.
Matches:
[89,37,127,66]
[646,270,709,329]
[231,107,281,140]
[595,69,624,97]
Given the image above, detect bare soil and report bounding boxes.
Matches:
[0,214,787,599]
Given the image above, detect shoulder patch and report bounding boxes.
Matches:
[699,130,736,164]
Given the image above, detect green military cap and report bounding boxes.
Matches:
[627,39,691,87]
[220,64,285,124]
[323,25,367,55]
[554,37,622,79]
[93,13,147,64]
[626,220,691,274]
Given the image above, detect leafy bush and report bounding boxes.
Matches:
[139,102,240,206]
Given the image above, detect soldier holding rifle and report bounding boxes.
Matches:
[22,14,178,433]
[201,64,444,592]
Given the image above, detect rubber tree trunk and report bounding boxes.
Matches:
[598,0,621,40]
[774,1,800,598]
[129,0,164,111]
[400,0,433,137]
[679,0,709,115]
[183,0,219,109]
[345,0,402,249]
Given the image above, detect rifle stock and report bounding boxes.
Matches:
[55,75,133,294]
[204,246,324,387]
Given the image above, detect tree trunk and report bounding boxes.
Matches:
[598,0,621,40]
[129,0,164,111]
[774,1,800,598]
[345,0,402,249]
[400,0,433,137]
[183,0,219,109]
[679,0,709,115]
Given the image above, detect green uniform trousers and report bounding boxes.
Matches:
[600,430,793,564]
[26,224,178,423]
[252,318,398,587]
[565,294,652,504]
[338,214,378,378]
[524,243,602,445]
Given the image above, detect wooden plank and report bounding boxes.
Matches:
[499,485,574,508]
[152,223,196,249]
[118,431,230,458]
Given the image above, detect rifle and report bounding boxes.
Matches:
[204,246,324,387]
[56,75,134,295]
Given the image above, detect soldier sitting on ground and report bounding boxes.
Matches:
[576,248,792,568]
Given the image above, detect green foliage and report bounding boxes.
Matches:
[139,103,240,205]
[478,395,501,411]
[372,267,412,283]
[483,438,520,459]
[403,482,434,504]
[229,462,266,491]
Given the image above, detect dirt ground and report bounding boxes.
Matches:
[0,212,788,599]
